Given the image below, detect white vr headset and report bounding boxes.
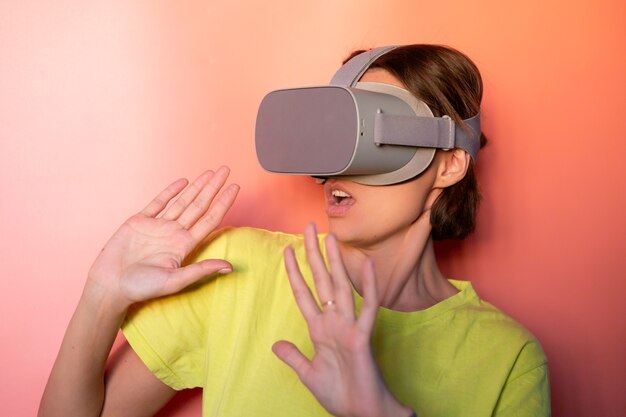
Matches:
[255,46,481,185]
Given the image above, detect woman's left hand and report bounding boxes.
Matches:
[272,224,413,417]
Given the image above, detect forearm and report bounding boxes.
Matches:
[39,168,238,416]
[39,282,128,417]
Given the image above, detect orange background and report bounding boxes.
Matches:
[1,1,624,416]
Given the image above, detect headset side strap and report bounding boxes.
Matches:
[454,113,481,160]
[374,112,481,159]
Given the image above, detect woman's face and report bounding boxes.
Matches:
[325,69,440,248]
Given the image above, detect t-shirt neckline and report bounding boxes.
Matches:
[353,280,479,328]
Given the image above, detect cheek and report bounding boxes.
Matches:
[326,174,436,245]
[376,194,425,227]
[329,193,427,244]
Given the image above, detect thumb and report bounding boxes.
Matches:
[272,341,311,380]
[161,259,233,294]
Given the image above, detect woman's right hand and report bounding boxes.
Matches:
[39,167,238,417]
[86,166,239,311]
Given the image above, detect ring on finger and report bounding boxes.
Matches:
[321,300,336,310]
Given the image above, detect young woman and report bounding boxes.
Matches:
[39,45,550,417]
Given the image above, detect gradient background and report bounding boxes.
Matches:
[1,1,624,416]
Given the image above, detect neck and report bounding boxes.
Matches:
[338,230,458,312]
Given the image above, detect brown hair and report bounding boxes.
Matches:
[346,45,487,240]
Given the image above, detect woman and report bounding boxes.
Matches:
[39,45,550,417]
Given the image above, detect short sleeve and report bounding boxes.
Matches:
[121,229,233,390]
[122,293,209,389]
[493,341,551,416]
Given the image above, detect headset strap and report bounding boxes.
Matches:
[329,46,481,159]
[374,113,481,160]
[329,46,398,87]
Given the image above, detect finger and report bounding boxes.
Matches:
[141,178,189,217]
[325,234,355,320]
[177,166,231,229]
[357,258,379,334]
[161,170,215,221]
[160,259,233,295]
[188,183,240,242]
[284,246,321,321]
[303,223,334,308]
[272,341,312,383]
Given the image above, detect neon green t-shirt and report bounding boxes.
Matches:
[122,227,550,416]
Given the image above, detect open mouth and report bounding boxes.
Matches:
[330,189,354,205]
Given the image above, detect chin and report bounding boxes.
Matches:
[328,216,415,249]
[328,219,374,247]
[327,218,355,241]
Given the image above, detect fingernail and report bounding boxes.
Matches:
[218,267,233,274]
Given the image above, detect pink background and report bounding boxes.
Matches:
[1,1,624,416]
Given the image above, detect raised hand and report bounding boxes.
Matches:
[86,166,239,310]
[272,224,413,417]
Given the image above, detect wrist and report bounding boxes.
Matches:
[82,276,130,317]
[392,404,415,417]
[382,395,414,417]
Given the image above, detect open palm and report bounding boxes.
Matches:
[87,167,239,309]
[273,224,412,417]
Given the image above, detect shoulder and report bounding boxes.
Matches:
[451,280,548,373]
[190,226,306,262]
[122,227,304,348]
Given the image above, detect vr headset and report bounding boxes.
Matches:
[255,46,481,185]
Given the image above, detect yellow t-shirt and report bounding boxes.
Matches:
[122,227,550,416]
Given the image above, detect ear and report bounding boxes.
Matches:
[432,148,471,189]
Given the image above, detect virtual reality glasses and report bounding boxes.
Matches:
[255,46,481,185]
